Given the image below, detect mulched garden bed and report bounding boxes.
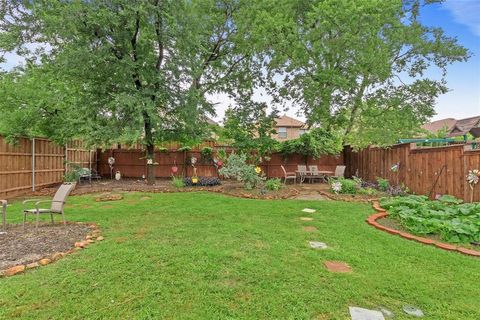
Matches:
[0,223,92,271]
[29,179,332,200]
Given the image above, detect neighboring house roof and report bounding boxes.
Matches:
[421,118,457,134]
[448,116,480,138]
[275,115,306,128]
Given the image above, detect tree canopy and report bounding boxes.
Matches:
[0,0,470,177]
[249,0,469,147]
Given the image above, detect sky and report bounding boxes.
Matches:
[1,0,479,123]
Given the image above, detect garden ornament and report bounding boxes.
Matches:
[466,169,480,202]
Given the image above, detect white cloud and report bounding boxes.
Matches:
[443,0,480,36]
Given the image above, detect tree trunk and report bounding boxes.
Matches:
[143,111,156,185]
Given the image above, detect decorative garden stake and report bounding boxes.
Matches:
[191,156,198,182]
[331,181,342,194]
[391,162,400,186]
[466,169,480,203]
[108,157,115,179]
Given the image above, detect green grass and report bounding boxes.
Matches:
[1,192,479,319]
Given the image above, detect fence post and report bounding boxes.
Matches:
[65,143,68,174]
[32,138,36,191]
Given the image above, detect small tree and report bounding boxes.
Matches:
[279,128,342,161]
[221,99,279,162]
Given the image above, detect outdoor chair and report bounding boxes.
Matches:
[308,165,324,183]
[297,165,313,184]
[22,183,75,229]
[79,168,101,184]
[331,165,346,179]
[281,165,297,184]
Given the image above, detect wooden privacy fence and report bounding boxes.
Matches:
[97,148,344,179]
[344,143,480,202]
[0,136,95,199]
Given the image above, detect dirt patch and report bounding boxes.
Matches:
[0,223,92,270]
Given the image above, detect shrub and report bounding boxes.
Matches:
[183,176,221,187]
[64,162,82,182]
[218,153,264,189]
[329,178,358,194]
[376,177,389,192]
[358,187,378,196]
[265,178,282,191]
[171,176,185,188]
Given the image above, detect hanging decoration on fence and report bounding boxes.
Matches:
[171,159,178,176]
[466,169,480,203]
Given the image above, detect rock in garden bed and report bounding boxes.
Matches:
[0,223,93,271]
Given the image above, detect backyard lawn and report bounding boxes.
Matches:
[0,192,479,319]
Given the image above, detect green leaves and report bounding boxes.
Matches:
[279,128,342,158]
[380,195,480,243]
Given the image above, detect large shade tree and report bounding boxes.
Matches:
[249,0,470,147]
[0,0,258,183]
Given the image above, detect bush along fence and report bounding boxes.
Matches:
[97,147,344,180]
[0,136,96,199]
[344,143,480,203]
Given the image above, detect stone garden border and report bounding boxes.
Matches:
[0,222,103,278]
[368,201,480,257]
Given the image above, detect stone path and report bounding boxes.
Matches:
[309,241,327,249]
[302,208,316,213]
[324,261,351,273]
[349,307,385,320]
[303,226,318,232]
[300,217,313,221]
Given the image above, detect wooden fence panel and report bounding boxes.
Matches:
[344,144,480,202]
[0,136,96,199]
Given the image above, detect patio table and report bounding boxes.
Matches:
[296,170,334,183]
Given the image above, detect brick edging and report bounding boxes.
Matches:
[368,201,480,257]
[0,222,103,278]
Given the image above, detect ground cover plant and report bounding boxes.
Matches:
[380,195,480,244]
[1,192,479,319]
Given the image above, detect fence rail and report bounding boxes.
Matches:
[344,143,480,202]
[0,136,95,199]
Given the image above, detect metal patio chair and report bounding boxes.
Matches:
[22,183,75,229]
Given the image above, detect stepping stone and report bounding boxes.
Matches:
[309,241,327,249]
[324,261,351,273]
[302,208,316,213]
[378,307,394,318]
[349,307,385,320]
[300,217,313,221]
[403,305,424,317]
[303,226,317,232]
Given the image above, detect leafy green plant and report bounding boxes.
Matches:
[329,178,358,194]
[200,147,213,163]
[376,177,390,192]
[218,153,265,190]
[216,148,227,162]
[264,178,282,191]
[380,195,480,244]
[358,187,378,196]
[171,176,185,188]
[64,162,83,182]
